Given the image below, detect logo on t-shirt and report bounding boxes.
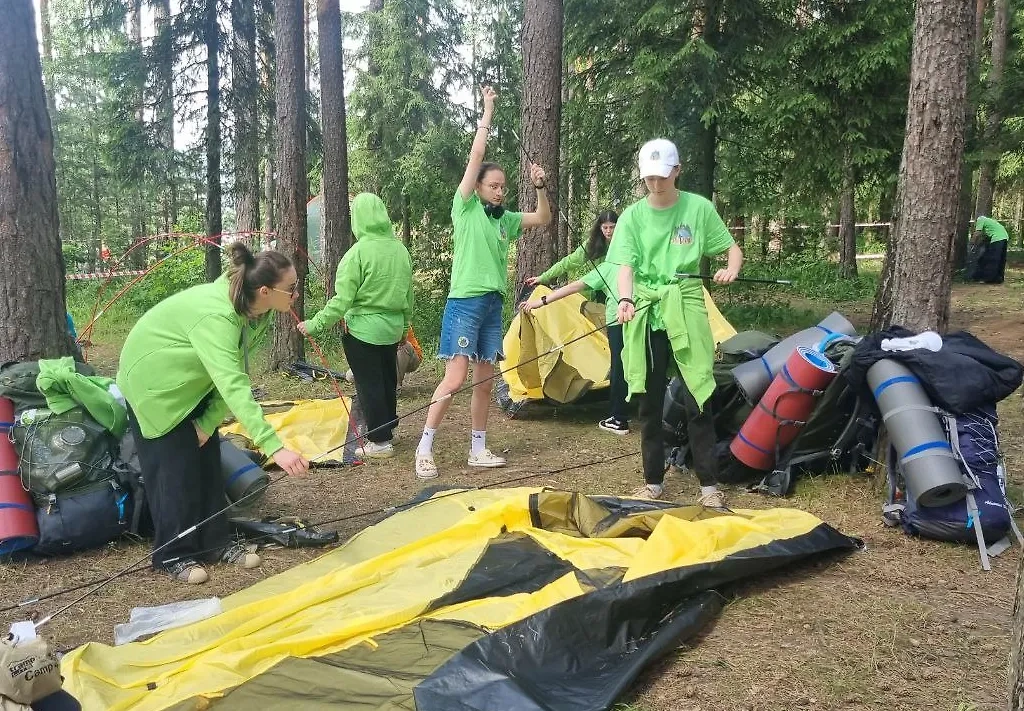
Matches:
[672,224,694,246]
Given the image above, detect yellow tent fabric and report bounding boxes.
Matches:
[502,285,736,405]
[60,488,855,710]
[220,398,356,464]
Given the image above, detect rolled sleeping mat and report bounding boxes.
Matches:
[732,311,856,403]
[730,347,838,471]
[220,439,270,504]
[0,397,39,555]
[867,359,966,507]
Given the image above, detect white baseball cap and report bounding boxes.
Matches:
[638,138,680,179]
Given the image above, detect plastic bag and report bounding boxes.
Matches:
[114,598,222,646]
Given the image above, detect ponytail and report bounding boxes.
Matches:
[225,242,293,315]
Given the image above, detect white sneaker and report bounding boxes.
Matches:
[629,483,664,500]
[697,489,727,509]
[356,441,395,459]
[467,449,506,468]
[415,453,439,479]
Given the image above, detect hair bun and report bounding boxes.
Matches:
[226,241,256,268]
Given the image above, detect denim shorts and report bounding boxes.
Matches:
[438,292,505,363]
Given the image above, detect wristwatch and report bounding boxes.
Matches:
[541,295,548,305]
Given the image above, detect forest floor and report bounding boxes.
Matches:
[2,267,1023,711]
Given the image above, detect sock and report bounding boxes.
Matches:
[470,430,486,456]
[416,427,436,456]
[647,483,664,494]
[700,485,719,497]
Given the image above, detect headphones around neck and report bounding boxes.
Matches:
[483,202,505,220]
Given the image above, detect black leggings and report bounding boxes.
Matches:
[637,329,718,487]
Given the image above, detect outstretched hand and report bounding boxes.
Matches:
[525,276,542,287]
[521,299,543,313]
[481,85,497,109]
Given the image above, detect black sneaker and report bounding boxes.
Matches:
[598,418,630,435]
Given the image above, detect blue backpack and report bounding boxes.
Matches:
[884,406,1022,570]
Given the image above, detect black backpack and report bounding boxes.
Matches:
[665,332,879,496]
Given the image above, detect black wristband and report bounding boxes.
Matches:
[541,294,548,305]
[534,182,546,190]
[618,297,635,306]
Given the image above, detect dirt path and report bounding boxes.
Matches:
[2,272,1022,711]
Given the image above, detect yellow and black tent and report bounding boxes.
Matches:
[62,488,857,711]
[499,286,736,414]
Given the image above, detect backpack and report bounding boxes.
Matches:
[665,333,879,495]
[11,408,148,556]
[883,406,1023,570]
[751,342,879,497]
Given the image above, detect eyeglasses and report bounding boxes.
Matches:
[272,285,299,297]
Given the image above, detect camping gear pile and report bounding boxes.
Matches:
[666,316,1024,568]
[0,358,150,558]
[0,359,358,560]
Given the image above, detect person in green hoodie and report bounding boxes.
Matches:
[414,85,552,480]
[971,214,1010,284]
[524,211,618,292]
[117,242,310,584]
[609,138,743,507]
[299,193,414,460]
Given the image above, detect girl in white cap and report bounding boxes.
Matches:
[607,138,744,506]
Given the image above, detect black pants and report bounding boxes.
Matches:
[638,329,718,487]
[977,238,1008,284]
[343,333,399,444]
[607,324,628,423]
[128,406,229,569]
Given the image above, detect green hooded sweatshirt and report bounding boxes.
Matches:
[116,278,282,456]
[306,193,414,345]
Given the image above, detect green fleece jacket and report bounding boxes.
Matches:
[37,357,127,436]
[116,278,282,456]
[305,193,414,345]
[537,245,605,285]
[621,282,716,411]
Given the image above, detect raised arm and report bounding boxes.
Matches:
[458,86,496,200]
[520,163,552,229]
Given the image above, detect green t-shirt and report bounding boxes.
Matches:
[581,262,621,325]
[449,192,524,299]
[606,192,734,329]
[976,216,1009,243]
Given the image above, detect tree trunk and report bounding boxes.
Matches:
[205,0,223,281]
[154,0,176,233]
[260,27,276,242]
[1010,551,1024,709]
[974,0,1009,219]
[317,0,352,297]
[872,0,973,332]
[129,0,147,267]
[557,62,571,259]
[514,0,562,292]
[39,0,57,148]
[951,0,989,271]
[839,150,858,279]
[0,0,73,362]
[232,0,262,236]
[271,0,308,368]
